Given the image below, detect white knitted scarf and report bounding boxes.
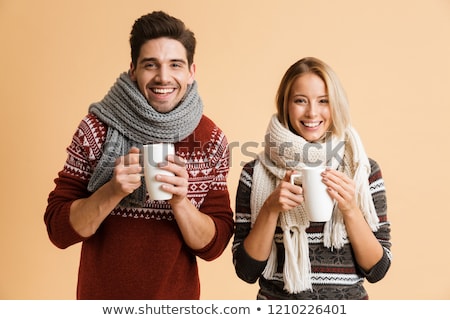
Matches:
[250,114,379,293]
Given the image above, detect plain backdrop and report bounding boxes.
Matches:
[1,0,449,299]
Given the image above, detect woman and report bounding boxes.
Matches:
[232,57,392,299]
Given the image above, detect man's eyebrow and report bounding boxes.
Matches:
[139,57,187,65]
[138,57,157,64]
[168,58,187,65]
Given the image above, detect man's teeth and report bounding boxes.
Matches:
[303,122,320,128]
[152,88,174,94]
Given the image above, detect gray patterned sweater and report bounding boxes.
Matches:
[232,158,392,299]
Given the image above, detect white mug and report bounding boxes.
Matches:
[143,143,175,201]
[291,166,334,222]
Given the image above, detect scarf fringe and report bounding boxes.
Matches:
[283,226,312,293]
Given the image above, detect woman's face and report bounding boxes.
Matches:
[287,73,332,142]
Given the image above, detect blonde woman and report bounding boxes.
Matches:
[232,57,392,299]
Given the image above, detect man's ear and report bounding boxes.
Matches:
[188,63,196,84]
[129,62,136,81]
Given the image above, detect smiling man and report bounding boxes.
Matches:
[130,37,195,113]
[44,11,234,300]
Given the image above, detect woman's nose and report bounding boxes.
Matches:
[305,102,318,116]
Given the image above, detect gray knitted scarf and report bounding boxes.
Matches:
[87,72,203,207]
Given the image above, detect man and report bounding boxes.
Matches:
[44,11,234,299]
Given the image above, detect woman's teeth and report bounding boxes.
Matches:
[303,121,320,128]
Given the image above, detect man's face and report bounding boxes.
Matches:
[130,37,195,113]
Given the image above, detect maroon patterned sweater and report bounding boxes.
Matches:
[44,113,234,299]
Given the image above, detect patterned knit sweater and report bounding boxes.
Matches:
[44,113,234,300]
[232,159,392,300]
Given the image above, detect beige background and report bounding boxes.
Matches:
[1,0,449,300]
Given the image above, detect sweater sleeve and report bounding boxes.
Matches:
[44,114,104,249]
[190,124,234,262]
[356,158,392,282]
[232,160,268,283]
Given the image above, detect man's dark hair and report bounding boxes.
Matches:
[130,11,196,67]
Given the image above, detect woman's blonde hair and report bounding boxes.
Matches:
[276,57,351,138]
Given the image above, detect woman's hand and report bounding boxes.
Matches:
[262,171,304,214]
[321,168,384,271]
[243,170,304,261]
[321,167,359,216]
